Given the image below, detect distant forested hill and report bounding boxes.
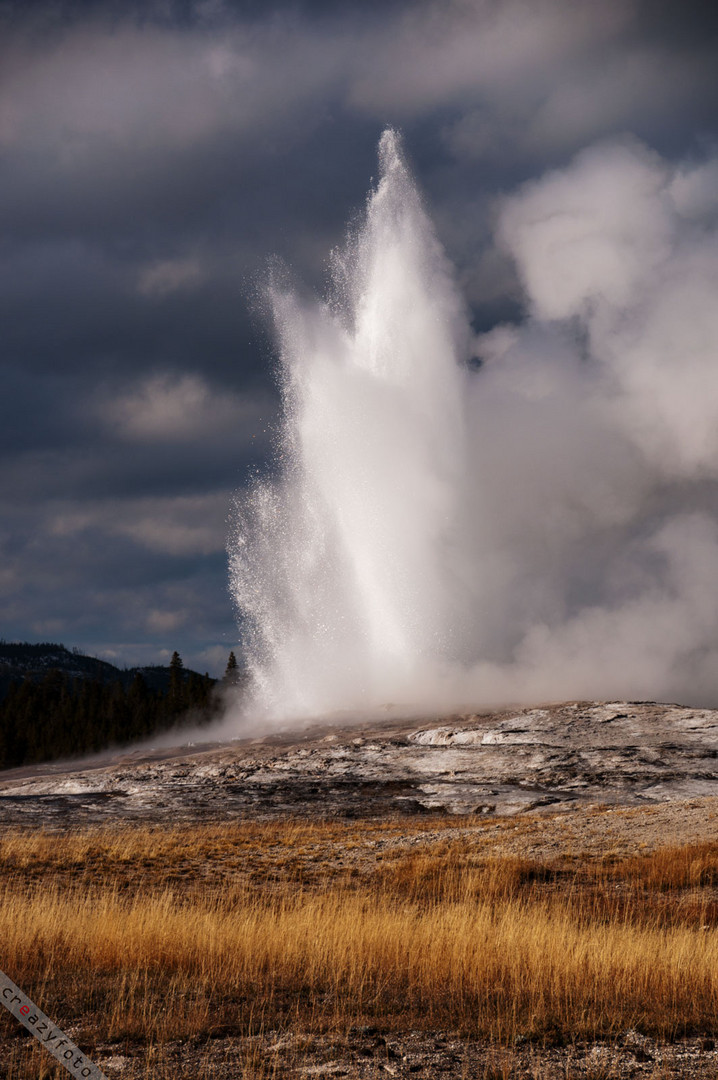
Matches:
[0,642,240,770]
[0,641,209,698]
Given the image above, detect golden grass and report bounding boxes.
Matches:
[2,819,718,1075]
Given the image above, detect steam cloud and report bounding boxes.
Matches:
[229,131,718,721]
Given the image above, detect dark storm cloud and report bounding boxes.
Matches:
[1,0,716,673]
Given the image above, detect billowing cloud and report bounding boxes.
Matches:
[49,492,232,556]
[496,140,718,476]
[456,138,718,706]
[145,607,190,633]
[497,138,672,319]
[99,373,266,443]
[348,0,630,113]
[138,258,205,297]
[0,19,341,156]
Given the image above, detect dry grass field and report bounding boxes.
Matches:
[2,814,718,1078]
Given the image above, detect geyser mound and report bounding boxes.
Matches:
[230,130,718,721]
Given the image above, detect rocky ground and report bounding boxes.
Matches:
[83,1027,718,1080]
[2,700,718,830]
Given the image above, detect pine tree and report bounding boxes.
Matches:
[169,650,185,714]
[224,651,239,684]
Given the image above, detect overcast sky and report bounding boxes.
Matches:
[1,0,717,676]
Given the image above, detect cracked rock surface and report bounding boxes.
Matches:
[3,700,718,828]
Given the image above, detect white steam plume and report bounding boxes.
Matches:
[229,130,718,722]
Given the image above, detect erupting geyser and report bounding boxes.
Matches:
[230,131,475,718]
[230,130,718,721]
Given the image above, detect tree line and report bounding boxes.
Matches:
[0,651,240,770]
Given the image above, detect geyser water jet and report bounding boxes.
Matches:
[230,130,718,720]
[230,131,475,718]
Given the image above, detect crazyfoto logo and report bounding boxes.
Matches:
[1,970,108,1080]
